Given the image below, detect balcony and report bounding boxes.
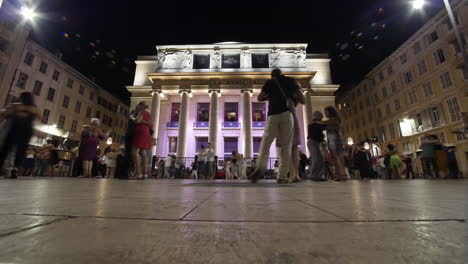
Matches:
[166,122,179,128]
[194,122,209,128]
[223,121,240,128]
[252,121,266,128]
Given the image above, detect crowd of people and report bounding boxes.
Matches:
[344,134,461,180]
[0,73,463,182]
[0,94,154,180]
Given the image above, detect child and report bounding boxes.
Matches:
[104,149,118,178]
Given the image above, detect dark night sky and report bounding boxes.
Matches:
[26,0,443,103]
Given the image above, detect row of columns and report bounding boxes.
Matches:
[149,86,314,158]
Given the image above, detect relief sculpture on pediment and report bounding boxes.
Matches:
[158,50,193,69]
[269,49,306,68]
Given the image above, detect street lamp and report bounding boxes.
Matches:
[411,0,426,9]
[20,7,37,21]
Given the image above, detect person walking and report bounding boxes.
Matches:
[249,69,305,184]
[131,103,152,180]
[79,118,111,178]
[307,111,327,181]
[0,92,40,178]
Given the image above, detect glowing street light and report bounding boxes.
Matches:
[411,0,425,9]
[20,7,37,21]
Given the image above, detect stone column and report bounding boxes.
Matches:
[303,89,314,125]
[176,88,190,158]
[150,88,161,156]
[242,88,253,158]
[208,91,219,153]
[302,89,314,156]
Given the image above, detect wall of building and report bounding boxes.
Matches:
[0,1,30,106]
[337,0,468,176]
[10,41,129,150]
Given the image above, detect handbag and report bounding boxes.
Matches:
[274,78,296,113]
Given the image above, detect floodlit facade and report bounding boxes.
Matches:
[128,42,339,159]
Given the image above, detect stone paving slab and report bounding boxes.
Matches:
[183,199,344,222]
[0,214,66,237]
[0,218,465,264]
[0,178,466,263]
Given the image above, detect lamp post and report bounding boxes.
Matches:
[412,0,468,78]
[3,6,37,106]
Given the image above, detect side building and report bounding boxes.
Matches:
[0,0,30,106]
[336,0,468,175]
[9,41,130,149]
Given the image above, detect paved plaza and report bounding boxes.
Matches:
[0,178,466,263]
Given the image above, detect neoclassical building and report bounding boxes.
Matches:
[127,43,339,159]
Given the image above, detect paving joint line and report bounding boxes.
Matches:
[0,216,74,239]
[179,189,220,220]
[1,212,465,224]
[284,194,351,222]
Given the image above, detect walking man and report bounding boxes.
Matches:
[249,69,305,183]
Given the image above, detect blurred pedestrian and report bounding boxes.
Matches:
[0,92,40,178]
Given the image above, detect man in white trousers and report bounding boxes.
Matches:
[249,69,305,184]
